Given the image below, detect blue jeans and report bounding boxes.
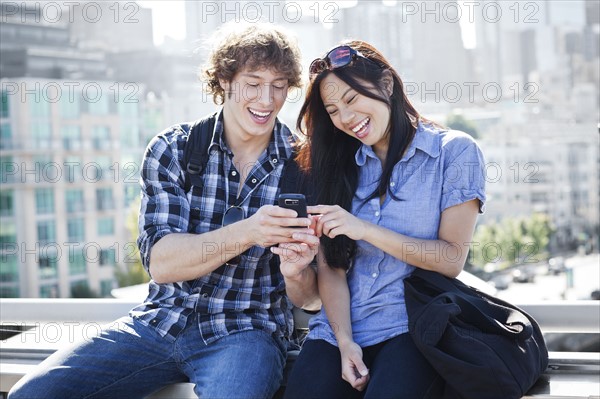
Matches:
[8,315,286,399]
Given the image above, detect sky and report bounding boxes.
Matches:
[136,1,476,48]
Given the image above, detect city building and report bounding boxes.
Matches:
[479,120,599,251]
[0,78,145,298]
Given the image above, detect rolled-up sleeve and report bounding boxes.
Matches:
[137,131,189,273]
[440,132,487,214]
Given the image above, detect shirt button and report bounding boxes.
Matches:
[251,178,257,184]
[202,293,208,298]
[272,158,278,164]
[375,211,380,217]
[231,171,237,176]
[390,182,395,187]
[372,273,378,278]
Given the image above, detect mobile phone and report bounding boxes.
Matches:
[278,193,308,218]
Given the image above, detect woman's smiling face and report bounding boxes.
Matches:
[319,73,392,153]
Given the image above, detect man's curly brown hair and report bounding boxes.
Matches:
[202,23,302,105]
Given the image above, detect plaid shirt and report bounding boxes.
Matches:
[132,110,296,345]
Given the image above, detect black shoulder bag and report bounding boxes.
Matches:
[404,268,549,399]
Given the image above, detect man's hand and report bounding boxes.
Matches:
[242,205,312,247]
[271,228,319,279]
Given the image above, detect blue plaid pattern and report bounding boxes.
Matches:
[133,110,296,344]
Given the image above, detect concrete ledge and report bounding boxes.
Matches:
[1,300,599,398]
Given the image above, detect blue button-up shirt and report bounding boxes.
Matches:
[307,122,486,347]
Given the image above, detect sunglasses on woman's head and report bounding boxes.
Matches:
[221,205,245,266]
[309,45,375,78]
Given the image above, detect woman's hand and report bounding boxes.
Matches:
[338,340,370,391]
[308,205,368,241]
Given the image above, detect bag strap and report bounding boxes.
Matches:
[182,114,216,193]
[410,269,533,340]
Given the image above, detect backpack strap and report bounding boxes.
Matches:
[182,113,216,193]
[182,114,314,204]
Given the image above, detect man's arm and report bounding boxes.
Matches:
[150,206,312,284]
[272,230,321,311]
[138,134,313,284]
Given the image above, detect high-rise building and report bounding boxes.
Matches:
[0,78,146,298]
[0,3,156,298]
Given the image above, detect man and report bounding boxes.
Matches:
[9,23,319,399]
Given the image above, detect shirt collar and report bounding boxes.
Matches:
[210,108,295,164]
[355,121,441,166]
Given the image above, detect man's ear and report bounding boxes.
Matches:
[219,79,230,97]
[381,70,394,97]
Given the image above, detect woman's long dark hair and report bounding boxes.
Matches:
[296,40,425,270]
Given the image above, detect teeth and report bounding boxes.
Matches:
[352,118,369,133]
[249,109,271,117]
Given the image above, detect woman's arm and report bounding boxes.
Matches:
[361,199,480,278]
[317,251,370,391]
[309,199,480,278]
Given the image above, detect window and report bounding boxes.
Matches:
[97,217,114,236]
[0,190,14,217]
[64,156,82,183]
[67,218,85,241]
[39,254,58,279]
[39,284,58,298]
[0,221,16,245]
[65,189,84,213]
[31,123,52,149]
[92,126,111,150]
[0,253,19,282]
[88,94,109,115]
[69,250,86,275]
[0,123,12,149]
[0,286,19,298]
[1,156,14,183]
[37,220,56,244]
[96,188,114,211]
[61,126,82,150]
[120,124,140,148]
[30,98,50,118]
[119,101,138,119]
[124,184,139,207]
[35,188,54,214]
[70,280,91,298]
[99,248,116,266]
[59,91,80,119]
[100,279,114,297]
[96,156,112,181]
[1,90,9,118]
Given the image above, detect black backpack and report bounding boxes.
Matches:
[181,113,309,201]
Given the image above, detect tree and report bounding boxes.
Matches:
[114,197,150,287]
[470,213,553,270]
[446,113,479,138]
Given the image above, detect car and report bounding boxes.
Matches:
[512,265,536,283]
[548,257,566,275]
[488,273,512,290]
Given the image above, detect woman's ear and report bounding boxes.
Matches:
[381,70,394,97]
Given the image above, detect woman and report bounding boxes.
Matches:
[285,42,486,398]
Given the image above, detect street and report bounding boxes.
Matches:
[496,253,600,303]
